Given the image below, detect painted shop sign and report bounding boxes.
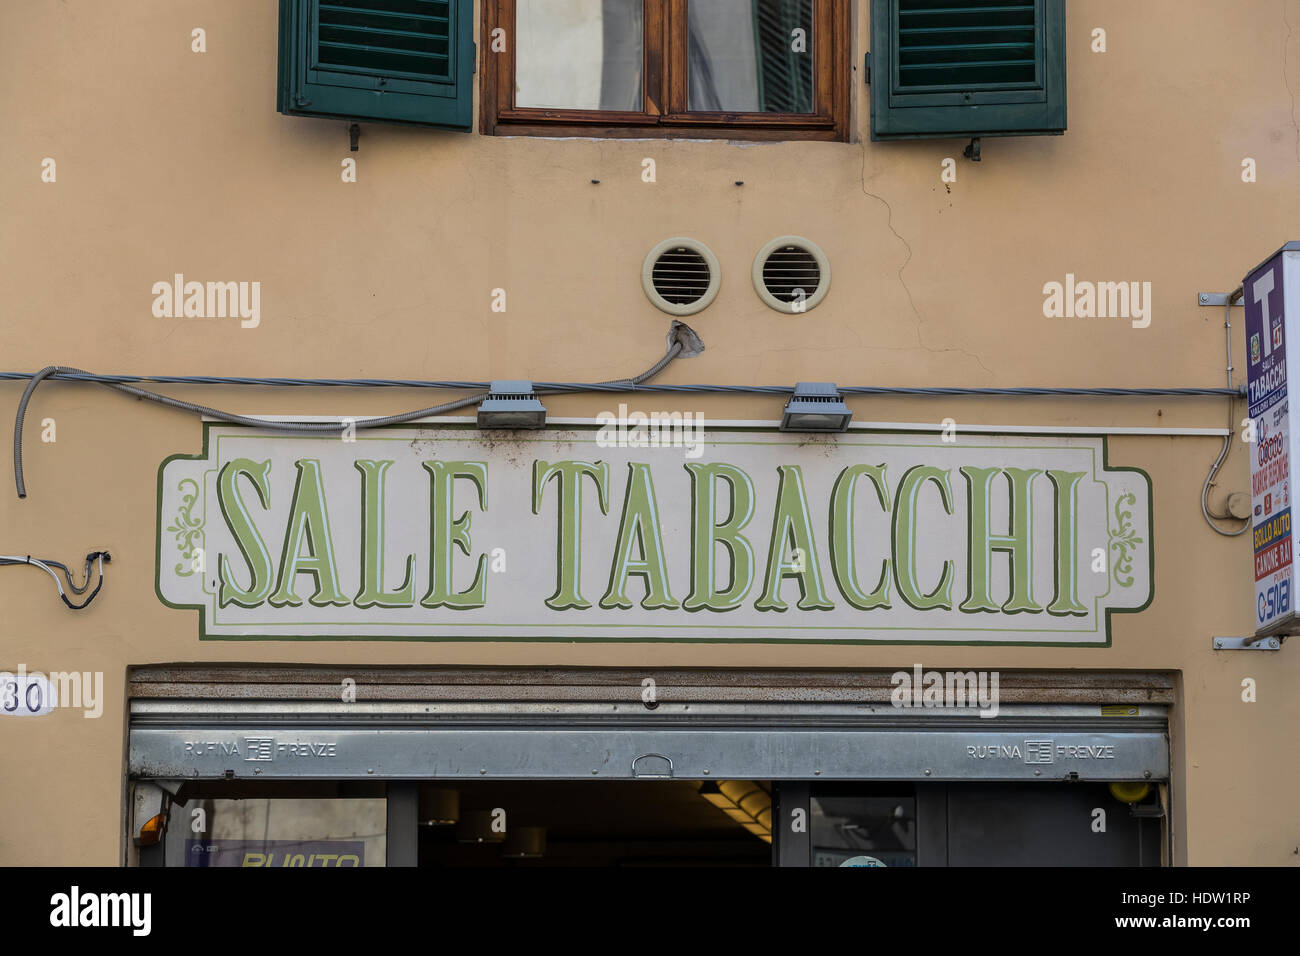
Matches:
[156,424,1152,645]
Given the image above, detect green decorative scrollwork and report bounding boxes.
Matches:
[167,478,205,577]
[1108,492,1143,588]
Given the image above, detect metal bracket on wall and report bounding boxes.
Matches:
[963,137,981,162]
[1197,292,1243,307]
[349,123,360,151]
[1213,635,1283,651]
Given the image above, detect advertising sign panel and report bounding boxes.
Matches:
[1244,242,1300,636]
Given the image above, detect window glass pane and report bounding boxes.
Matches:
[811,794,916,867]
[162,797,387,867]
[516,0,644,110]
[688,0,814,113]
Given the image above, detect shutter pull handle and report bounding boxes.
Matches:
[349,123,360,152]
[631,754,674,779]
[963,137,982,162]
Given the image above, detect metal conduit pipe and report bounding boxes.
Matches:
[11,335,688,499]
[5,319,1249,501]
[1202,287,1251,536]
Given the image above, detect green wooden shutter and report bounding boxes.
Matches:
[870,0,1066,140]
[278,0,473,130]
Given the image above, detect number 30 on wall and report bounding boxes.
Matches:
[0,672,56,716]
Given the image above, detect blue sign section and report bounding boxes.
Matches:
[1245,253,1287,419]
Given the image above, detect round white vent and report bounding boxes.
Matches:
[642,238,721,316]
[753,236,830,314]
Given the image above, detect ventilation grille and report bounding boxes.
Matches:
[897,0,1036,89]
[652,246,713,306]
[316,0,452,79]
[762,244,821,304]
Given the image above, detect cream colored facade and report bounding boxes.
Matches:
[1,0,1298,866]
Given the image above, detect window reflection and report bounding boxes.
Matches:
[811,793,917,867]
[163,797,386,867]
[516,0,644,110]
[689,0,814,113]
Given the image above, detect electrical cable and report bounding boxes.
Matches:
[1202,290,1251,537]
[0,369,1246,398]
[8,342,1245,499]
[11,340,685,498]
[34,553,103,594]
[0,552,111,609]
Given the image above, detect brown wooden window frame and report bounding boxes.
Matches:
[481,0,851,142]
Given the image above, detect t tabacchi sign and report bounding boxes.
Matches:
[1244,243,1300,636]
[156,424,1152,645]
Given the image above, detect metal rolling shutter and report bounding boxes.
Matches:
[128,667,1170,783]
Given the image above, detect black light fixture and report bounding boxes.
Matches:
[417,787,459,826]
[455,810,507,844]
[500,826,547,859]
[779,382,852,433]
[477,380,547,429]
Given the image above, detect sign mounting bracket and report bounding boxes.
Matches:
[1196,292,1244,307]
[1212,635,1283,651]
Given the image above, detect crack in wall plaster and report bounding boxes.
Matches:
[859,146,992,376]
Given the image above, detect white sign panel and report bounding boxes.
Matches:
[156,424,1152,645]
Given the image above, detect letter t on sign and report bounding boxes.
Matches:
[1254,270,1276,358]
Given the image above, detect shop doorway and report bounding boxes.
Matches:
[416,780,771,867]
[138,777,1162,867]
[129,666,1172,867]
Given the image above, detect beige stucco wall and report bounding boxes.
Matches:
[1,0,1297,866]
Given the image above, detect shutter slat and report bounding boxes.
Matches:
[320,22,449,45]
[896,0,1037,89]
[319,0,447,20]
[316,0,452,80]
[899,3,1034,16]
[317,46,448,78]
